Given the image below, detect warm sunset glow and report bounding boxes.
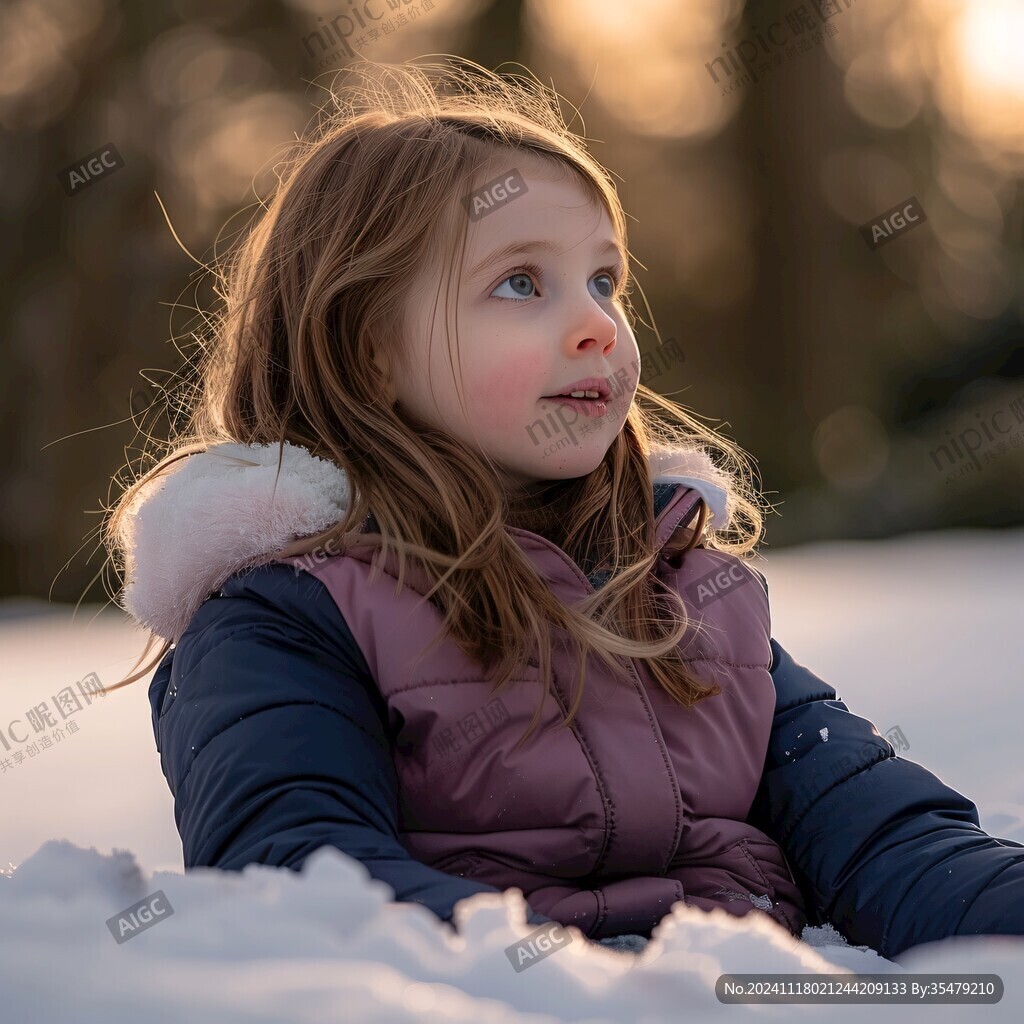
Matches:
[526,0,735,138]
[938,0,1024,153]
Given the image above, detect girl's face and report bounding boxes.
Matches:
[394,157,640,494]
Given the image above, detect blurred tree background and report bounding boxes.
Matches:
[1,0,1021,605]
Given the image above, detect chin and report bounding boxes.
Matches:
[530,450,609,482]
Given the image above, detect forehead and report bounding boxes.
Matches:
[463,153,618,264]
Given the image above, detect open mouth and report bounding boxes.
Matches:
[539,377,613,418]
[538,393,611,418]
[540,377,612,402]
[542,390,604,401]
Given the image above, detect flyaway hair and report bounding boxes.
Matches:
[100,57,772,748]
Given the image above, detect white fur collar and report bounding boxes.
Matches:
[119,441,730,643]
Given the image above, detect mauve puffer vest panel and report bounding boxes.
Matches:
[274,484,808,940]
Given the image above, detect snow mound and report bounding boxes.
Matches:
[3,839,1021,1023]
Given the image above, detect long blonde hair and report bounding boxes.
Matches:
[100,57,771,749]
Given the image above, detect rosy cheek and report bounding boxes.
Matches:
[474,352,539,409]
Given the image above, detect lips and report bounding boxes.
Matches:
[541,376,611,400]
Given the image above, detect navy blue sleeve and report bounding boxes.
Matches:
[148,562,552,930]
[747,638,1024,959]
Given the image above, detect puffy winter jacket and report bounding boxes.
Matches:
[125,441,1024,957]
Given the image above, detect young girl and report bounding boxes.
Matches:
[103,58,1023,960]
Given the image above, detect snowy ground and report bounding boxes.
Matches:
[1,528,1022,1021]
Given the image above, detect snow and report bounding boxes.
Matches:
[2,528,1023,1021]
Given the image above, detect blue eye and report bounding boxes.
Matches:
[490,261,624,303]
[492,272,537,300]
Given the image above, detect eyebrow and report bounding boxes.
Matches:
[467,238,626,281]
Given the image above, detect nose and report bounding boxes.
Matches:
[567,311,617,358]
